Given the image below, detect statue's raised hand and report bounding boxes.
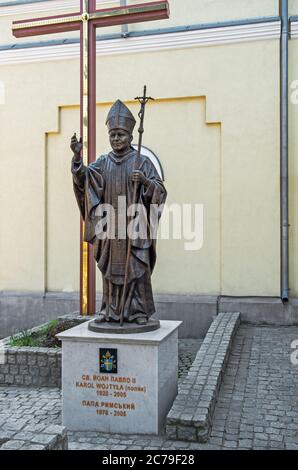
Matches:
[70,133,82,161]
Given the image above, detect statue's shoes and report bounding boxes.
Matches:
[95,314,106,323]
[135,317,148,326]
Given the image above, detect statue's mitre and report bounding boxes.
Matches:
[106,100,136,134]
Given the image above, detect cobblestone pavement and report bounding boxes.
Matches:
[178,339,202,381]
[209,325,298,450]
[0,329,297,450]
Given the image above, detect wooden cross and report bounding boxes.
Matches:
[12,0,170,315]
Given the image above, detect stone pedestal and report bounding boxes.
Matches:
[57,320,181,435]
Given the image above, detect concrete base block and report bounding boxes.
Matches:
[58,320,182,435]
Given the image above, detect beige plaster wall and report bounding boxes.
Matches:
[289,38,298,297]
[0,0,279,47]
[0,37,280,296]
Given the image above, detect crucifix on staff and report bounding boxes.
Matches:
[12,0,170,319]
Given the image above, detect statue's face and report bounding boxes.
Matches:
[109,129,132,155]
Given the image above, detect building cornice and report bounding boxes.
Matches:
[290,16,298,38]
[0,18,281,65]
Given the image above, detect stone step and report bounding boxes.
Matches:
[165,312,241,442]
[0,424,68,450]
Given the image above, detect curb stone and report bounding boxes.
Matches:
[166,312,241,443]
[0,423,68,451]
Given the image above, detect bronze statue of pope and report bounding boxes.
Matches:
[70,100,166,326]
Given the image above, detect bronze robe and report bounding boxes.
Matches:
[71,147,166,322]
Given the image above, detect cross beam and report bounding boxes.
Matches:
[12,1,169,37]
[12,0,170,315]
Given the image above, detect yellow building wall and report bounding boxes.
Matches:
[128,0,278,31]
[47,98,220,294]
[289,39,298,297]
[0,37,280,296]
[0,0,279,46]
[290,0,298,14]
